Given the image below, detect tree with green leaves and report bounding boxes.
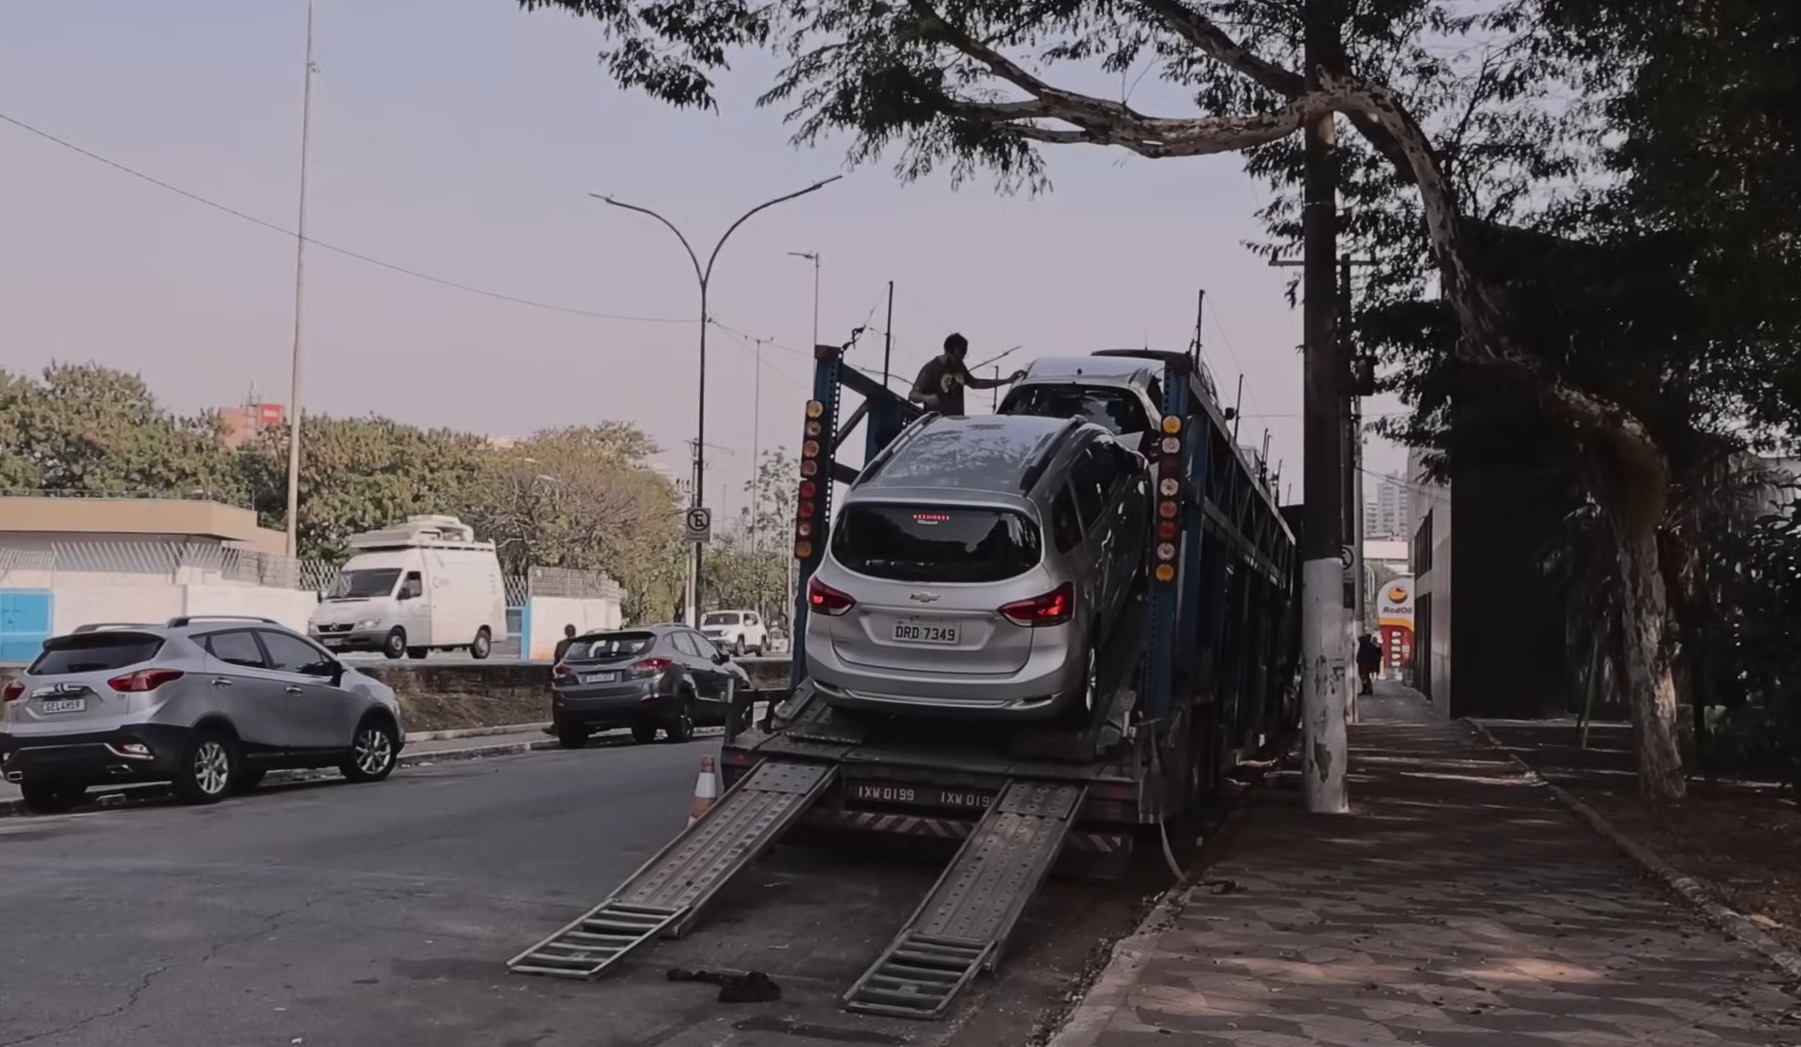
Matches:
[240,415,490,561]
[1,362,245,503]
[515,0,1712,798]
[462,425,687,623]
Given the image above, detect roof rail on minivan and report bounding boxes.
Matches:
[71,622,158,634]
[165,615,281,628]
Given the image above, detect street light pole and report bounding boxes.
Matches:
[751,336,764,622]
[284,0,318,560]
[788,251,821,349]
[595,178,842,626]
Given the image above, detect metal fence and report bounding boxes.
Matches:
[527,565,624,602]
[5,541,305,589]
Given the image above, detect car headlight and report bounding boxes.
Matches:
[356,619,380,630]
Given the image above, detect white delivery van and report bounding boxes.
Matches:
[308,515,508,660]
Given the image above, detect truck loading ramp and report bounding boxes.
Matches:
[842,779,1088,1019]
[506,759,837,979]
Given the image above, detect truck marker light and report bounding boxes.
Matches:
[1156,521,1178,541]
[1154,563,1176,582]
[799,480,818,499]
[1159,436,1180,455]
[798,500,816,518]
[1161,415,1182,434]
[794,540,813,558]
[1158,501,1178,519]
[805,420,823,437]
[805,400,824,419]
[797,521,814,538]
[1156,542,1176,561]
[800,460,819,477]
[1158,477,1179,497]
[803,440,821,459]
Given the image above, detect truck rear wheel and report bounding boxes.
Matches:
[382,628,407,660]
[470,627,492,660]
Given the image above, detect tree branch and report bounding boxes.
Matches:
[1132,0,1304,96]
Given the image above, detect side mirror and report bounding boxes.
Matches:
[714,650,730,664]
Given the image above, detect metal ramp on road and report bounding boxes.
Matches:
[842,780,1088,1019]
[507,760,836,979]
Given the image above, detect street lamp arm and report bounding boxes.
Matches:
[592,194,705,288]
[702,175,844,284]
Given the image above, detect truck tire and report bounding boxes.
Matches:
[470,627,492,660]
[382,628,407,660]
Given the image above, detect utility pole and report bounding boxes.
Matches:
[1295,0,1350,813]
[593,178,841,627]
[751,336,764,622]
[1191,289,1206,368]
[283,0,317,560]
[882,281,895,386]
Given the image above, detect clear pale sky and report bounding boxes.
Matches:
[0,0,1405,523]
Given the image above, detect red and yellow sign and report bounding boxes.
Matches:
[1378,577,1415,669]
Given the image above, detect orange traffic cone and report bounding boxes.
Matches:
[688,756,719,826]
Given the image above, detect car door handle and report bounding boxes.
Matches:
[285,686,303,695]
[210,677,233,688]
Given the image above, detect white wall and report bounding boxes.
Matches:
[526,595,624,660]
[15,580,318,637]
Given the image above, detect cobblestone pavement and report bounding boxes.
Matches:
[1061,684,1801,1046]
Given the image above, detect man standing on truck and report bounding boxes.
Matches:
[911,333,1025,416]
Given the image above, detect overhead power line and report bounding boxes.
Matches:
[0,109,691,326]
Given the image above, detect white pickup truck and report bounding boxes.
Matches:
[698,610,770,656]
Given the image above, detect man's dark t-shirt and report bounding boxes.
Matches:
[913,355,972,416]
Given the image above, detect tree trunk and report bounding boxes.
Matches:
[1610,497,1688,803]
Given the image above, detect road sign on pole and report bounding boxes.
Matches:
[684,507,713,544]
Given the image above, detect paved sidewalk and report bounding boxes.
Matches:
[1058,684,1801,1046]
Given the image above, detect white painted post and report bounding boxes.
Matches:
[1301,558,1350,813]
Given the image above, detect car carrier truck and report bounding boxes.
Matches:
[506,343,1301,1020]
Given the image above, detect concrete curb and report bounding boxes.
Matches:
[1042,880,1191,1047]
[405,722,549,743]
[1468,719,1801,986]
[0,735,559,819]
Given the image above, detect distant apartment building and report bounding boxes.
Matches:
[218,401,286,450]
[1363,472,1411,539]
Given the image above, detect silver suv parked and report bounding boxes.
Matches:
[0,616,405,815]
[803,414,1150,721]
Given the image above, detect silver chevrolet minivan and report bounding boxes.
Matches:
[1,616,405,814]
[803,414,1149,721]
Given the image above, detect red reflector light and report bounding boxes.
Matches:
[799,480,817,499]
[798,500,816,518]
[999,582,1075,627]
[108,668,185,693]
[632,657,674,674]
[800,460,819,477]
[802,439,821,458]
[1156,520,1178,541]
[2,680,22,703]
[808,576,856,615]
[1158,501,1178,519]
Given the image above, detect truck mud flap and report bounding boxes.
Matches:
[506,760,836,980]
[841,780,1087,1019]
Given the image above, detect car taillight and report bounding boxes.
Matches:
[632,657,674,675]
[552,663,573,677]
[807,577,856,616]
[999,582,1075,627]
[108,668,185,693]
[2,680,22,703]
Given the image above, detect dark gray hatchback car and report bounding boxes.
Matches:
[550,623,750,747]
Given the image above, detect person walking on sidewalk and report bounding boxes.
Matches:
[553,623,578,664]
[1356,633,1383,696]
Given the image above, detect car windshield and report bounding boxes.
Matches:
[701,613,741,626]
[567,632,656,660]
[326,568,401,601]
[1000,384,1152,436]
[831,504,1043,583]
[30,634,165,675]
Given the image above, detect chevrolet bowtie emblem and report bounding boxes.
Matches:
[908,593,941,603]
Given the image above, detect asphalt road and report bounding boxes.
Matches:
[0,741,1154,1047]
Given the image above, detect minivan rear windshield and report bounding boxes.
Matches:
[701,613,740,626]
[568,632,656,660]
[832,504,1042,583]
[1001,385,1152,436]
[30,634,165,675]
[326,568,401,600]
